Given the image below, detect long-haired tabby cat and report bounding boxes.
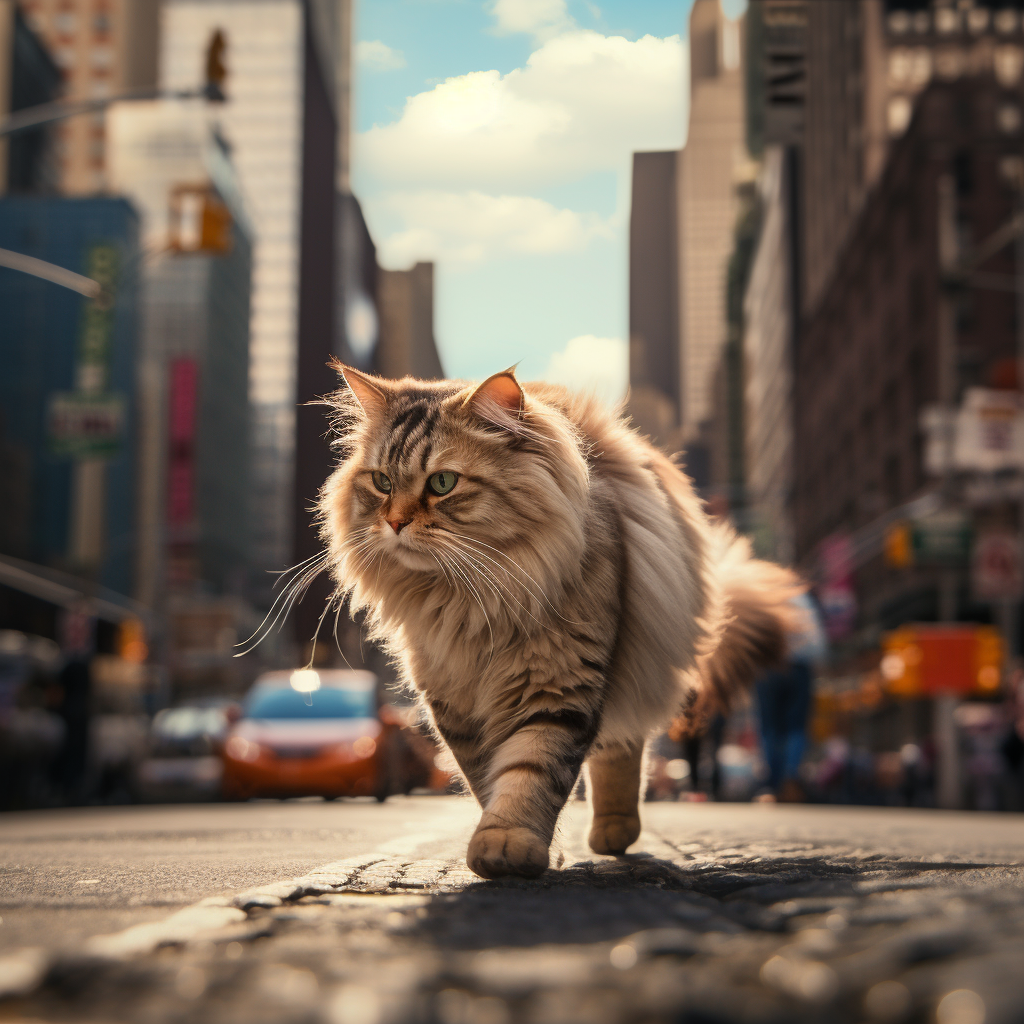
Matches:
[319,364,801,879]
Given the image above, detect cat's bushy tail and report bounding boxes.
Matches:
[673,523,805,738]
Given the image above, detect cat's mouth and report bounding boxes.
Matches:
[377,525,439,573]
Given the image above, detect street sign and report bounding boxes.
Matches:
[921,388,1024,474]
[911,511,972,565]
[818,533,856,640]
[48,392,125,458]
[972,530,1023,601]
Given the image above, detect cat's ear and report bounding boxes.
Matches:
[462,368,524,422]
[331,359,387,417]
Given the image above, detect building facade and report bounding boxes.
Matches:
[801,0,1024,317]
[742,147,797,563]
[627,150,680,451]
[106,99,253,607]
[0,1,61,194]
[18,0,159,194]
[677,0,746,468]
[794,75,1022,627]
[0,196,139,596]
[160,0,341,604]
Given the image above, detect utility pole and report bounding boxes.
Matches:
[935,171,962,810]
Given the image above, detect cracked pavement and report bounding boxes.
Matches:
[2,797,1024,1023]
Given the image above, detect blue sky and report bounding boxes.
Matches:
[351,0,746,399]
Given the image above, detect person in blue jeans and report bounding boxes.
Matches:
[755,592,827,802]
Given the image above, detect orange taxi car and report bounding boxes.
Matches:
[221,669,412,801]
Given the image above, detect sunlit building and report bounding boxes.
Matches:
[627,0,746,479]
[17,0,159,194]
[160,0,343,606]
[742,148,796,564]
[677,0,746,473]
[106,100,253,606]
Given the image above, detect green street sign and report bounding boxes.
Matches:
[48,392,124,458]
[912,512,973,566]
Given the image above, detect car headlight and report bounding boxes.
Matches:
[353,736,377,759]
[225,736,263,762]
[327,737,376,762]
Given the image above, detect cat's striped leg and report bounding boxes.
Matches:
[466,711,594,879]
[585,740,644,855]
[427,700,490,802]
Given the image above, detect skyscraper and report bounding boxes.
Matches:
[160,0,342,606]
[106,99,253,607]
[677,0,746,464]
[627,150,680,452]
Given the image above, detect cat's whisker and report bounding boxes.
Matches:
[441,550,495,656]
[435,539,530,633]
[303,592,339,672]
[234,552,331,656]
[437,535,556,633]
[453,534,588,626]
[268,547,332,580]
[330,598,355,670]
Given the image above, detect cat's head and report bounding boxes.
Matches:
[319,365,589,611]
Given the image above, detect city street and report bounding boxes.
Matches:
[3,797,1024,1023]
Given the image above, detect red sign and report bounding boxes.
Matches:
[972,530,1023,602]
[167,358,198,529]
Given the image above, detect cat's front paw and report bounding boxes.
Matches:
[467,825,549,879]
[588,813,641,855]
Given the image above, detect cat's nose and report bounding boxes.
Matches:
[387,518,411,535]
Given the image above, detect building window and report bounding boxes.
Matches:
[54,11,77,35]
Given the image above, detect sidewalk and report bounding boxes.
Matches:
[4,800,1024,1024]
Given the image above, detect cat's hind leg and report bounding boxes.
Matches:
[586,740,644,855]
[466,713,592,879]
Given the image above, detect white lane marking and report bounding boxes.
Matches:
[85,901,247,958]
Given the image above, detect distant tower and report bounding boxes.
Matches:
[677,0,746,476]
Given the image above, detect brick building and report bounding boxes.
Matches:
[794,74,1022,626]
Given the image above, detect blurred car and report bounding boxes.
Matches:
[221,669,421,801]
[133,702,230,803]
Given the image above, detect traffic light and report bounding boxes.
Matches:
[205,29,227,102]
[118,619,148,664]
[884,521,913,568]
[169,185,233,254]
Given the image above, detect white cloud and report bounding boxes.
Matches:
[372,190,612,266]
[356,39,406,72]
[357,30,685,190]
[490,0,573,42]
[544,335,627,405]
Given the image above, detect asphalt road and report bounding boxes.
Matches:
[0,796,478,953]
[3,797,1024,1023]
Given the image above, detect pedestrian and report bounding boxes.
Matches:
[754,592,827,802]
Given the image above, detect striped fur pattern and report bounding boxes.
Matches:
[319,366,802,878]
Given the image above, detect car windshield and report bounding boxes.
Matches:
[244,686,376,720]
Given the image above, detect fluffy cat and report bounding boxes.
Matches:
[318,365,801,879]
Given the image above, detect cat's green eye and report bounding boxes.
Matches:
[427,471,458,496]
[371,471,392,494]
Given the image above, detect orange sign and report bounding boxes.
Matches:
[881,625,1001,697]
